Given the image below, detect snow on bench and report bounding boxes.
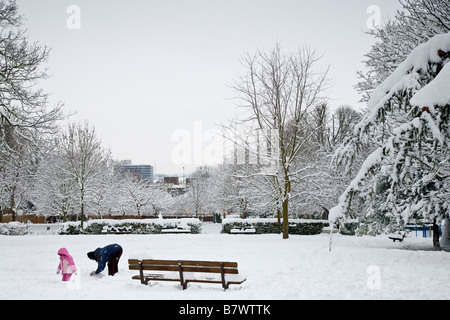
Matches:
[101,225,132,234]
[161,226,191,234]
[388,232,406,242]
[230,227,256,234]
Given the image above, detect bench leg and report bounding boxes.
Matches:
[138,260,145,285]
[178,261,187,290]
[220,263,229,290]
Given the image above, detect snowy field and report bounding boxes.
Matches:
[1,228,449,300]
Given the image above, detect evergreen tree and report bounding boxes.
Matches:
[356,0,450,102]
[331,33,450,247]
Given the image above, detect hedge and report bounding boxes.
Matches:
[58,218,202,235]
[222,218,329,235]
[0,222,29,235]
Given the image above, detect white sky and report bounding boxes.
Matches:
[16,0,401,175]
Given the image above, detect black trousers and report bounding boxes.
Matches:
[107,248,123,276]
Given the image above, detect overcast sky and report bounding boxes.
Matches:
[16,0,401,175]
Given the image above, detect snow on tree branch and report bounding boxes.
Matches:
[330,32,450,230]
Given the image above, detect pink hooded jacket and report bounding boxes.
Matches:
[57,248,77,275]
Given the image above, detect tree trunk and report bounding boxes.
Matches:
[276,207,281,234]
[433,217,440,248]
[282,197,289,239]
[10,188,16,222]
[282,168,291,240]
[80,188,85,229]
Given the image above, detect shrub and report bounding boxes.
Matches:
[0,222,29,236]
[222,218,328,235]
[58,218,202,235]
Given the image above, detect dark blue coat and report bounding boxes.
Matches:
[92,243,122,274]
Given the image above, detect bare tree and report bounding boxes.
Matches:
[0,0,65,220]
[187,166,212,217]
[58,121,110,228]
[209,163,265,219]
[311,103,329,147]
[231,44,330,239]
[0,0,63,158]
[329,105,362,147]
[32,144,77,222]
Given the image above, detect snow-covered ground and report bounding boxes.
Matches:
[1,227,449,300]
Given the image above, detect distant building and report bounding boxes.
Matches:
[120,160,154,184]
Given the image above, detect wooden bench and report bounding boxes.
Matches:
[101,225,132,234]
[128,259,246,290]
[230,227,256,234]
[161,226,191,234]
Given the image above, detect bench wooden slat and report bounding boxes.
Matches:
[180,260,238,268]
[186,279,246,285]
[130,264,239,274]
[140,259,180,266]
[130,264,180,272]
[133,275,181,283]
[128,259,140,265]
[182,266,239,274]
[186,279,223,285]
[133,275,246,285]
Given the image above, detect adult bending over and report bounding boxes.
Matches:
[87,243,123,276]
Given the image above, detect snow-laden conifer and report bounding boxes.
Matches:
[331,33,450,246]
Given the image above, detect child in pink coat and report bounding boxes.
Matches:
[56,248,77,281]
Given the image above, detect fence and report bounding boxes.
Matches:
[0,215,45,224]
[405,224,442,238]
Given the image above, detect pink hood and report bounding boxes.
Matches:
[57,248,77,272]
